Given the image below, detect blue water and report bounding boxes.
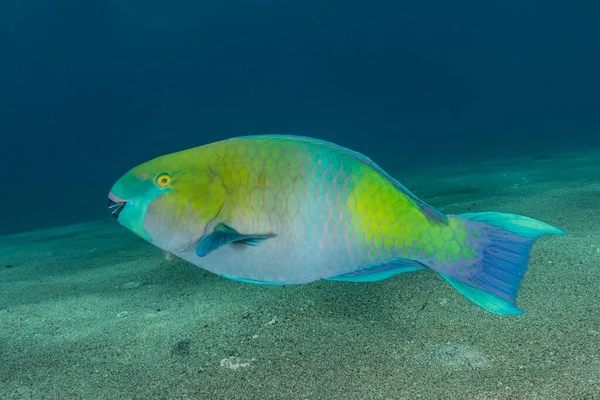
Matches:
[1,3,600,399]
[1,1,599,233]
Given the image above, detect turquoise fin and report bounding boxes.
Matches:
[196,223,275,257]
[439,274,525,315]
[325,259,426,282]
[457,212,566,238]
[220,274,291,286]
[437,212,565,315]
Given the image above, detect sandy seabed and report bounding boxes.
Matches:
[1,150,599,400]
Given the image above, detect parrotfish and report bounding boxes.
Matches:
[108,135,565,315]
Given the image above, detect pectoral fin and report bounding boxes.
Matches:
[195,223,275,257]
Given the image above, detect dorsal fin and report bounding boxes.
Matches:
[235,135,448,224]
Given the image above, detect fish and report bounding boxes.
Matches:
[108,135,565,315]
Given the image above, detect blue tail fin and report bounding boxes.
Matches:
[438,212,565,315]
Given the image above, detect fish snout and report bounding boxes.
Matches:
[108,192,128,219]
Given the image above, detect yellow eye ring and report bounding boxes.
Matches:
[155,173,171,188]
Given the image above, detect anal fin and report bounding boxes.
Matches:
[220,274,291,286]
[325,259,425,282]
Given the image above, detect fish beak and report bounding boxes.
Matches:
[108,192,128,219]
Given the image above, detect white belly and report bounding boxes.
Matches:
[176,229,357,284]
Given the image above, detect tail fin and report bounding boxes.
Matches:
[437,212,565,315]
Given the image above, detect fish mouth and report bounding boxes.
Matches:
[108,192,128,219]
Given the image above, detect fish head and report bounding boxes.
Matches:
[108,148,227,253]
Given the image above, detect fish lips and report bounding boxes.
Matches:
[107,191,154,243]
[108,191,128,219]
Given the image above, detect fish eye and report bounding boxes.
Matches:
[155,173,171,188]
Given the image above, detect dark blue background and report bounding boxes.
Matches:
[1,0,599,234]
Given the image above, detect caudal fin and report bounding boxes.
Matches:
[437,212,565,315]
